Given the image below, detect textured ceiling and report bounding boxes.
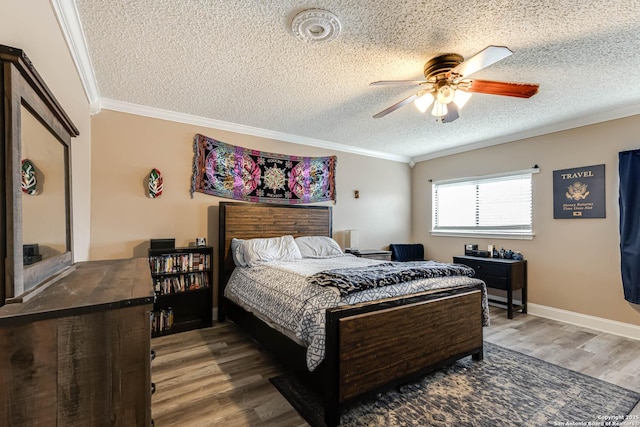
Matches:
[71,0,640,162]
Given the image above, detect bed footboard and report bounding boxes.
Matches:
[324,285,484,426]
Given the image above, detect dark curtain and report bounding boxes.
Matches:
[619,149,640,304]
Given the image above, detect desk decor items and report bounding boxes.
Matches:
[190,134,336,204]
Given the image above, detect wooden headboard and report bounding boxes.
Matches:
[218,202,332,298]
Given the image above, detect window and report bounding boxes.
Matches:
[431,169,538,238]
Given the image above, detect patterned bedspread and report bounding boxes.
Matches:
[224,255,489,371]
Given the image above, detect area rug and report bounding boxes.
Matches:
[270,342,640,426]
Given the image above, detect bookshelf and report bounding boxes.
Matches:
[148,246,213,337]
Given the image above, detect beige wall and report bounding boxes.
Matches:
[6,0,637,327]
[0,0,93,261]
[412,115,640,326]
[89,110,412,261]
[21,106,67,258]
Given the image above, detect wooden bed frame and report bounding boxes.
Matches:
[217,202,484,426]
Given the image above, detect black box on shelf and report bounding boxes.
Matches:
[23,243,40,256]
[150,238,175,250]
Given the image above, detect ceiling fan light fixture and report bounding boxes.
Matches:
[414,92,434,113]
[453,90,472,109]
[369,45,538,120]
[291,9,341,43]
[436,84,456,104]
[431,102,448,117]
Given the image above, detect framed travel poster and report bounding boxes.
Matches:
[553,164,605,219]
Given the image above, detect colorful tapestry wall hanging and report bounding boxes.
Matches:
[190,134,336,204]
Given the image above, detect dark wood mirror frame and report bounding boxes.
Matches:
[1,45,79,304]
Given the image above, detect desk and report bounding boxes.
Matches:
[453,255,527,319]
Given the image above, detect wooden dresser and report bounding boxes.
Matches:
[0,258,154,426]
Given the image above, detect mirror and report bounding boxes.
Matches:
[21,105,69,264]
[1,45,78,303]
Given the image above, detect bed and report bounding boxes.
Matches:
[217,202,488,426]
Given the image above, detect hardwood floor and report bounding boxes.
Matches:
[151,324,304,426]
[151,307,640,426]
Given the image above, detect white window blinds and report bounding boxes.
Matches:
[432,170,536,237]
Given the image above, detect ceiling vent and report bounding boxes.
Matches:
[291,9,341,43]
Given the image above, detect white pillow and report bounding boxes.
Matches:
[230,238,247,267]
[294,236,343,258]
[237,235,302,267]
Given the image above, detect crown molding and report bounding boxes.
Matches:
[99,98,412,163]
[56,1,639,165]
[51,0,101,113]
[411,102,640,163]
[52,1,407,162]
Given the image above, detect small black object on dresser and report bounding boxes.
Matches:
[453,255,527,319]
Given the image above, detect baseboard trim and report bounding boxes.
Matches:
[487,294,640,340]
[527,303,640,341]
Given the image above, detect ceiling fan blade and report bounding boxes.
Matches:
[370,80,428,86]
[441,102,459,123]
[460,79,539,98]
[373,93,420,118]
[448,45,513,81]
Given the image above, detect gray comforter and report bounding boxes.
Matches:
[224,255,489,371]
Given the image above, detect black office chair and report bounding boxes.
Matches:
[389,244,425,262]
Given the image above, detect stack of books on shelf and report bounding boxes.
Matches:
[152,272,210,295]
[149,252,211,274]
[151,308,174,334]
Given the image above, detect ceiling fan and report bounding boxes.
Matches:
[371,45,539,123]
